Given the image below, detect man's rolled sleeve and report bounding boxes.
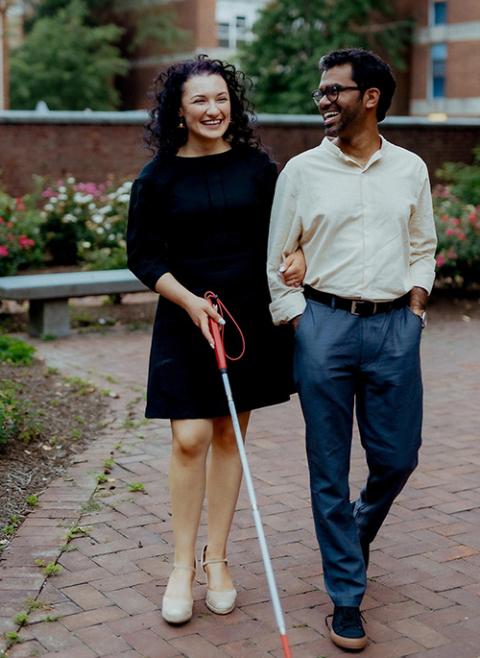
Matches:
[267,169,306,324]
[409,164,437,294]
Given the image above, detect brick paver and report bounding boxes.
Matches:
[1,300,480,657]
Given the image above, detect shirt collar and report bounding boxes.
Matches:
[320,135,387,171]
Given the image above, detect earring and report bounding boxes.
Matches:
[178,117,185,129]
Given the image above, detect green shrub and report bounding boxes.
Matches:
[0,378,43,447]
[0,335,36,365]
[436,146,480,205]
[0,380,21,447]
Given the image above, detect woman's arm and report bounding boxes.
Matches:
[127,176,223,347]
[279,249,306,288]
[154,273,224,348]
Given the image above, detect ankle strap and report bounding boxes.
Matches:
[201,544,228,569]
[203,557,227,566]
[173,563,196,572]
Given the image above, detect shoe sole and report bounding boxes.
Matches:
[205,599,236,615]
[330,628,368,650]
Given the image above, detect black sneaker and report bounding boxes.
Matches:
[327,605,368,650]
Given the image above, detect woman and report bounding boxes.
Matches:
[127,55,304,625]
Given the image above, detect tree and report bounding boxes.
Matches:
[240,0,412,114]
[23,0,113,28]
[10,0,128,110]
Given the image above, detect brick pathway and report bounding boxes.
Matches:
[1,304,480,658]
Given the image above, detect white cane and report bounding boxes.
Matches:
[206,292,293,658]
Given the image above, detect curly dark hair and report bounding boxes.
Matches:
[145,55,260,156]
[319,48,396,122]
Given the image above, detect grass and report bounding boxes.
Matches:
[128,482,145,493]
[64,376,96,396]
[4,631,21,647]
[13,611,28,625]
[0,335,35,365]
[1,515,21,537]
[34,560,63,576]
[80,499,102,514]
[0,380,44,447]
[64,526,90,542]
[26,494,39,507]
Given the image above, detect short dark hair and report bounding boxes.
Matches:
[145,54,259,156]
[319,48,396,121]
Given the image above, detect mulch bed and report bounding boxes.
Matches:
[0,360,108,548]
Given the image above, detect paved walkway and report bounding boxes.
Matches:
[1,305,480,658]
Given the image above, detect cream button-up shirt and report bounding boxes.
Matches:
[267,137,437,324]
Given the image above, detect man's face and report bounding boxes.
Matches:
[316,64,364,138]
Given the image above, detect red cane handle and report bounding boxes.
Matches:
[208,315,227,371]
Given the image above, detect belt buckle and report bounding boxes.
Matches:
[351,300,377,316]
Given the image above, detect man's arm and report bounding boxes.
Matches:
[409,163,437,312]
[267,169,306,325]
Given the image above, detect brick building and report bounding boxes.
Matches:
[407,0,480,116]
[116,0,480,117]
[112,0,217,109]
[6,1,479,115]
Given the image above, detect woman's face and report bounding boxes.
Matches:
[179,73,231,147]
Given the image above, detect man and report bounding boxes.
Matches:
[267,49,437,651]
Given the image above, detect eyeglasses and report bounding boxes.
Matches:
[311,84,361,105]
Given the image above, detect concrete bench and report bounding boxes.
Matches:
[0,269,148,337]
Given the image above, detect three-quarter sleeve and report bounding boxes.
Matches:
[126,177,170,291]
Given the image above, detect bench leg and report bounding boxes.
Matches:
[28,299,70,338]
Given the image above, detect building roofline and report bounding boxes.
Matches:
[1,110,480,128]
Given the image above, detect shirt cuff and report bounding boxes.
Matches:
[410,267,436,295]
[269,291,307,325]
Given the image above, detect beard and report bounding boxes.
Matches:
[323,101,363,138]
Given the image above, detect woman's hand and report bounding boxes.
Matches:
[153,273,224,348]
[279,249,306,287]
[183,295,225,348]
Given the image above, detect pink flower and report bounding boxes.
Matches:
[0,245,9,257]
[457,232,466,241]
[15,197,26,211]
[18,235,35,249]
[447,248,457,259]
[450,217,460,226]
[436,254,446,268]
[445,228,456,236]
[468,212,477,225]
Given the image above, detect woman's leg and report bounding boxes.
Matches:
[165,418,213,600]
[204,411,250,591]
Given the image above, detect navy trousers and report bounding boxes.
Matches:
[294,299,423,606]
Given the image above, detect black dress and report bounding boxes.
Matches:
[127,146,293,419]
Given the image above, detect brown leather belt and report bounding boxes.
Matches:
[304,285,409,317]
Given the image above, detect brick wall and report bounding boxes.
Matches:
[447,42,480,98]
[449,0,480,23]
[0,113,479,196]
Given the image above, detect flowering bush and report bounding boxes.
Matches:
[0,192,44,276]
[433,187,480,287]
[434,148,480,287]
[76,180,131,270]
[39,177,130,268]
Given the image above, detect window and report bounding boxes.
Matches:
[217,22,230,48]
[235,15,247,46]
[431,43,447,98]
[432,1,447,25]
